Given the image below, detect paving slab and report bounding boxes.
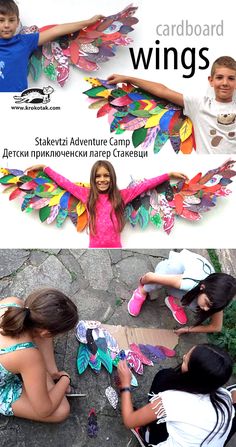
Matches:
[0,249,29,279]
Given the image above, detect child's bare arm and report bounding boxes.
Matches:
[19,350,69,417]
[38,15,103,46]
[107,74,184,107]
[175,311,224,335]
[118,361,157,428]
[141,273,182,289]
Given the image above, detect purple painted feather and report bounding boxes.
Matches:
[145,345,166,359]
[139,344,165,363]
[87,409,98,438]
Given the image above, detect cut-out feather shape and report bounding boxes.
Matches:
[84,78,195,154]
[105,386,118,409]
[1,159,235,236]
[20,5,138,87]
[129,343,154,366]
[126,350,144,375]
[77,343,90,374]
[87,408,98,438]
[138,344,164,363]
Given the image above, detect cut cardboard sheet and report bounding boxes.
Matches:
[103,324,178,350]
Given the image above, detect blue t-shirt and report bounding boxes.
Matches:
[0,33,39,92]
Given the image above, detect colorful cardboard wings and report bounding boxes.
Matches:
[125,159,236,234]
[83,78,195,154]
[0,160,235,236]
[20,5,138,86]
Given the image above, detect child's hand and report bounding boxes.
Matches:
[169,172,189,181]
[24,164,46,173]
[87,15,104,26]
[51,370,70,381]
[140,272,156,284]
[107,74,129,85]
[174,327,190,335]
[117,360,132,387]
[52,371,71,393]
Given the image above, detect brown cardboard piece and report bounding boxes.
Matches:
[103,324,178,350]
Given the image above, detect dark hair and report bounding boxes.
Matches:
[0,288,78,337]
[211,56,236,76]
[0,0,19,18]
[181,273,236,325]
[168,344,233,445]
[87,160,125,235]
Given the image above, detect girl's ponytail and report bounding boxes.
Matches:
[0,306,32,337]
[0,288,78,337]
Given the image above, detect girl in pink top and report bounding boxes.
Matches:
[31,161,187,248]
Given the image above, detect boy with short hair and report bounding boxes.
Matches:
[108,56,236,154]
[0,0,102,92]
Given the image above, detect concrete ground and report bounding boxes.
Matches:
[0,249,235,447]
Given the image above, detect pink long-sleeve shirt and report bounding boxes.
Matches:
[45,167,170,248]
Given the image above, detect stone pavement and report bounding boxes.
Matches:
[0,249,235,447]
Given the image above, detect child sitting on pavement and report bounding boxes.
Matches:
[0,289,78,421]
[127,249,236,335]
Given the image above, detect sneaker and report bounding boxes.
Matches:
[128,288,146,317]
[165,296,187,325]
[226,384,236,393]
[130,427,148,447]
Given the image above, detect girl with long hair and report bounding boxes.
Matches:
[118,344,236,446]
[28,161,187,248]
[128,249,236,334]
[0,289,78,421]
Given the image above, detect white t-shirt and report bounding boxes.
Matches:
[167,249,214,302]
[183,96,236,154]
[150,389,234,447]
[177,249,215,292]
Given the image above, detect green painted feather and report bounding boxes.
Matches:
[153,131,169,154]
[132,127,148,148]
[39,206,51,222]
[77,344,90,374]
[128,110,151,118]
[0,174,16,184]
[29,54,43,81]
[56,209,68,227]
[43,62,57,82]
[150,212,162,228]
[97,348,113,373]
[137,205,149,229]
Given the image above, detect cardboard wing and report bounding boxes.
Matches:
[103,325,178,350]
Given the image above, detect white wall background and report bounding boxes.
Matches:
[0,0,235,248]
